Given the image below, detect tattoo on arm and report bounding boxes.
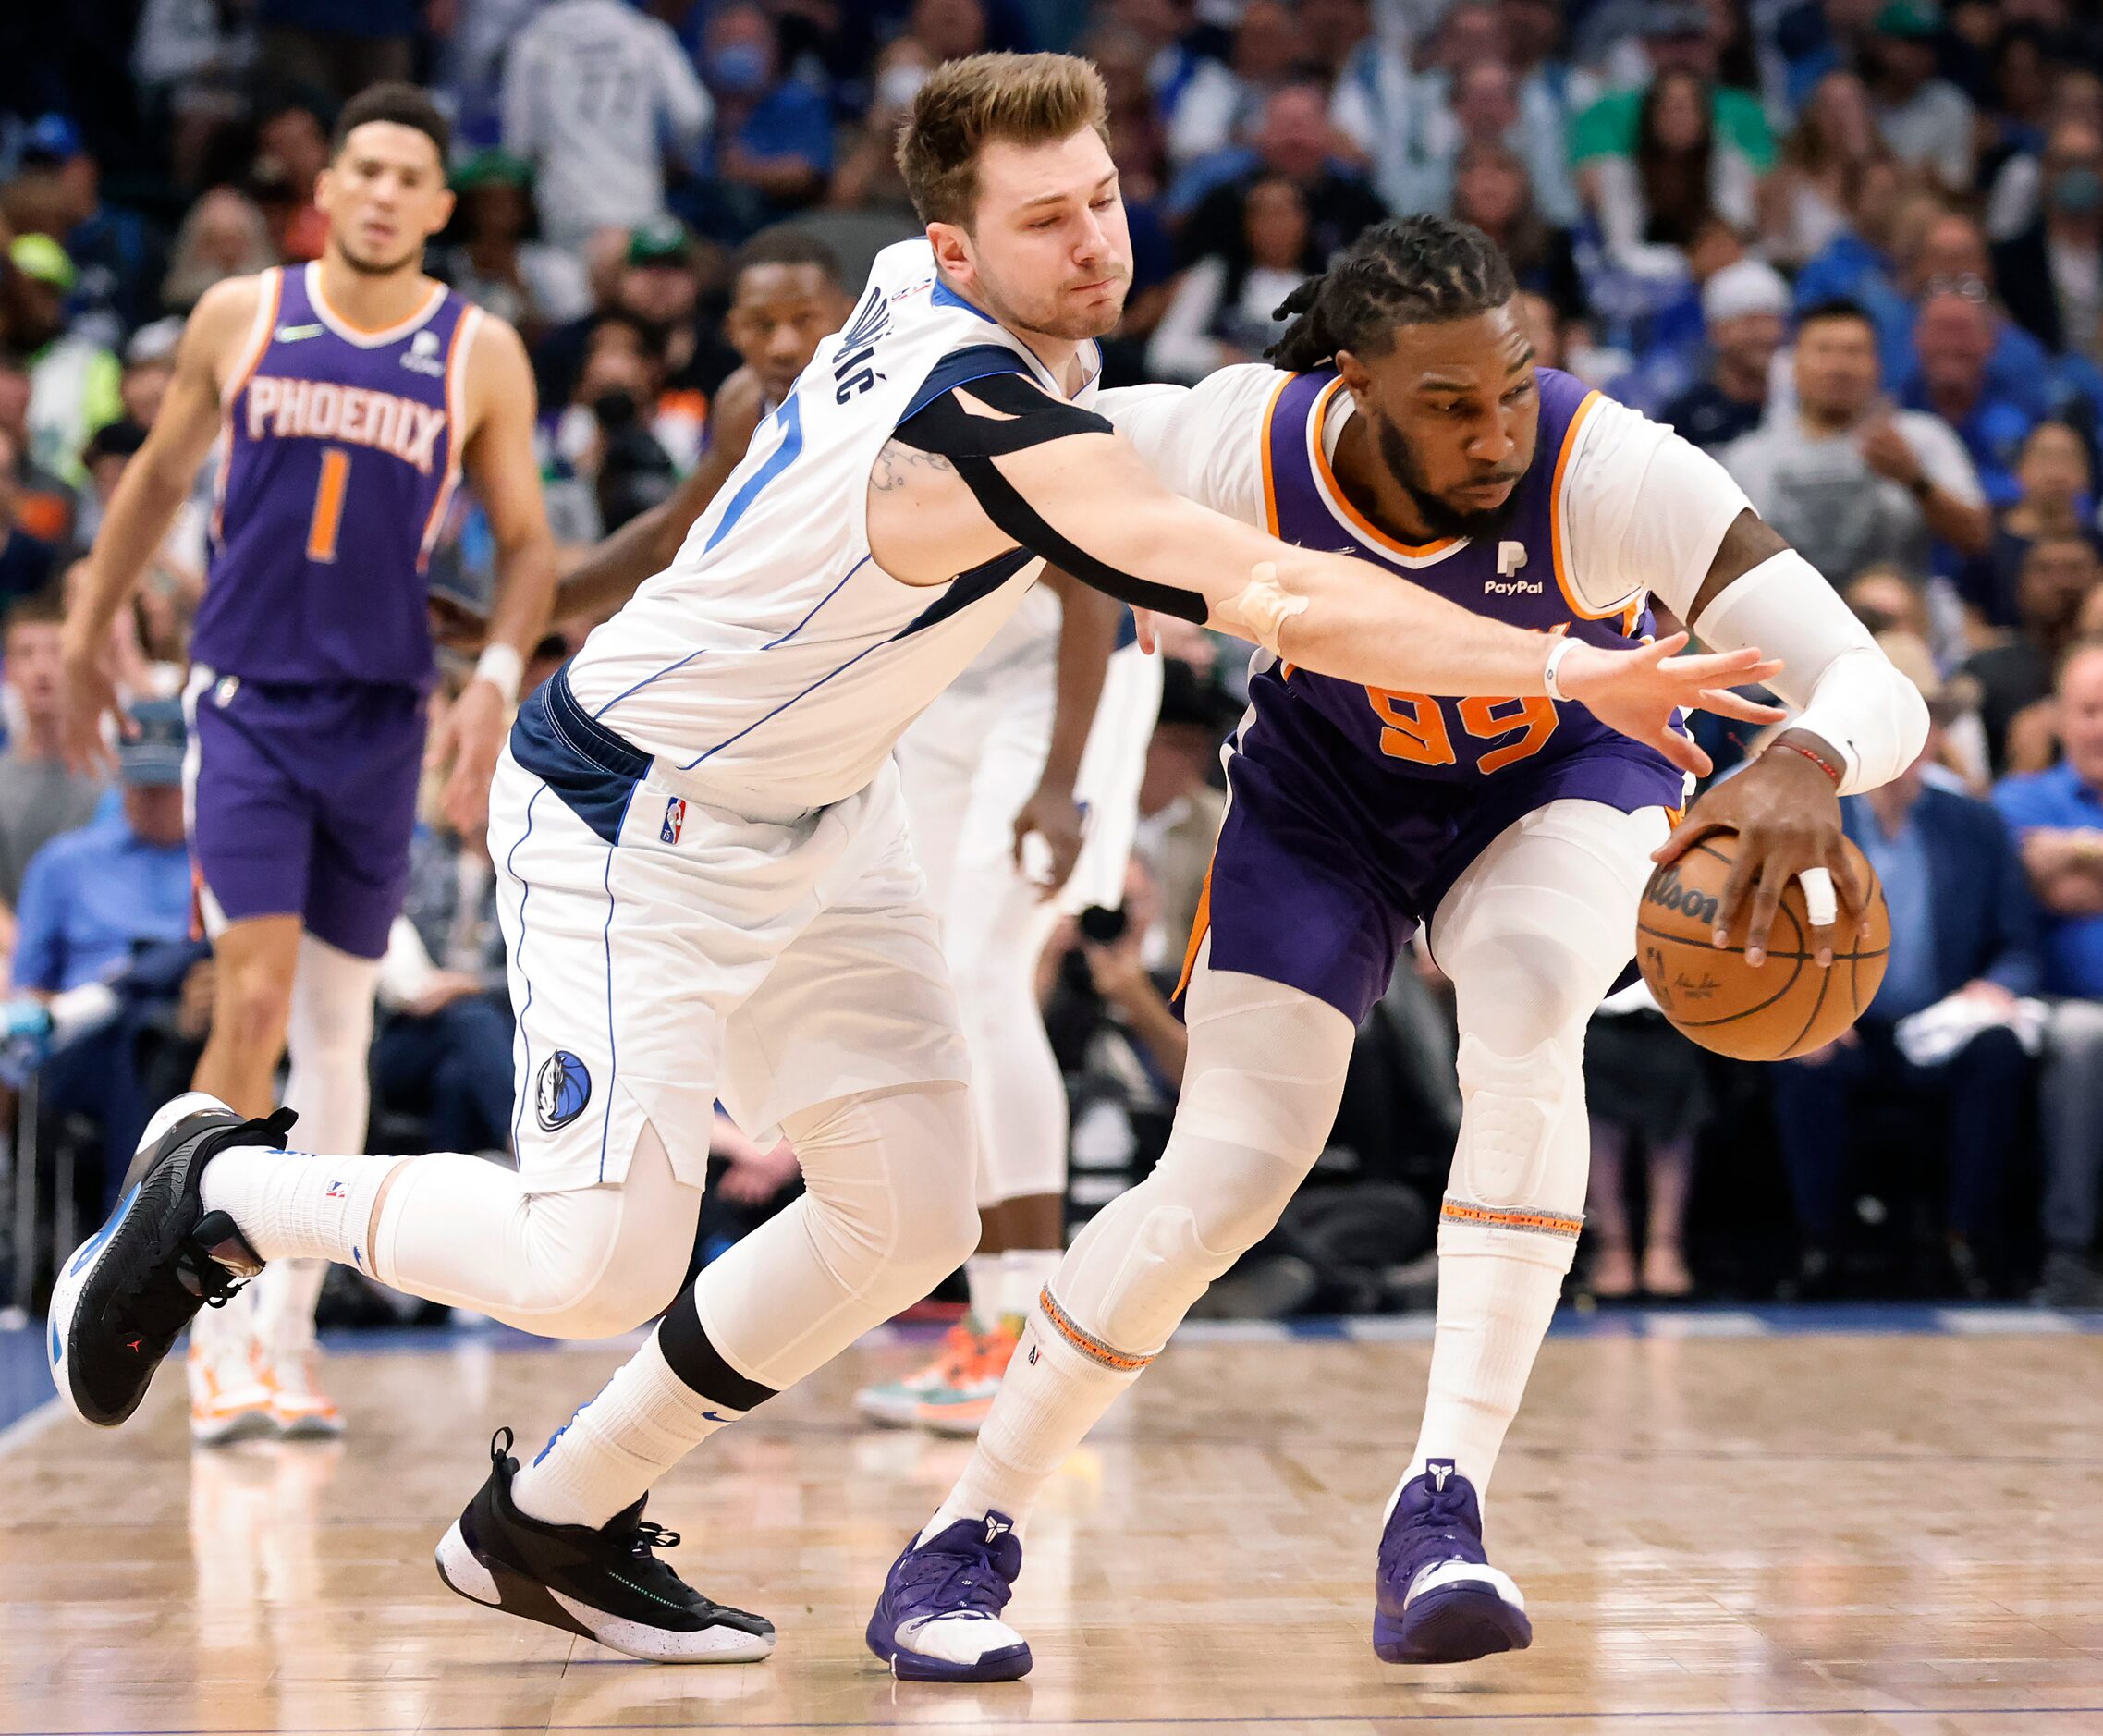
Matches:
[871,440,957,492]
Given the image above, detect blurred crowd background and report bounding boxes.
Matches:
[6,0,2103,1326]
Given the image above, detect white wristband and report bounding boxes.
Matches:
[1542,636,1580,703]
[473,642,523,705]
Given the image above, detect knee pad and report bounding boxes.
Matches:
[1447,1033,1584,1258]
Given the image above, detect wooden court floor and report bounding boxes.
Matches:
[4,1319,2102,1735]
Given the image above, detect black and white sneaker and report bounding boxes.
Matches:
[435,1430,776,1663]
[47,1092,294,1428]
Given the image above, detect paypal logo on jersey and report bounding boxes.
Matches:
[535,1050,592,1131]
[1487,544,1541,596]
[400,328,446,377]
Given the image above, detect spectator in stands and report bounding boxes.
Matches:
[16,114,163,347]
[827,36,932,218]
[75,419,148,553]
[1398,57,1583,230]
[437,151,592,345]
[0,430,58,607]
[551,314,677,539]
[117,320,182,431]
[1958,419,2103,631]
[257,0,416,100]
[1177,84,1386,286]
[1904,287,2041,508]
[1994,118,2103,365]
[898,0,989,70]
[1449,142,1584,321]
[1994,634,2103,1306]
[1864,0,1975,191]
[1589,68,1759,273]
[1159,0,1297,174]
[1663,258,1789,450]
[249,95,333,263]
[502,0,711,252]
[1960,532,2101,772]
[1889,210,2057,428]
[1148,175,1314,384]
[1763,69,1889,269]
[1570,1,1776,225]
[1722,300,1990,589]
[1771,654,2041,1298]
[131,0,260,188]
[697,3,833,239]
[1583,985,1704,1299]
[8,236,121,487]
[1986,66,2103,244]
[159,186,275,316]
[0,591,104,951]
[1130,657,1232,972]
[1112,0,1235,177]
[0,355,76,549]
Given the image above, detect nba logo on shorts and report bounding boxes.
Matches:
[535,1050,592,1131]
[661,797,687,844]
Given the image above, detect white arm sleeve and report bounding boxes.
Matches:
[1096,363,1280,528]
[1556,393,1755,620]
[1693,548,1930,795]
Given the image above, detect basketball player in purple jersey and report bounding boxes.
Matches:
[61,84,556,1442]
[870,217,1930,1679]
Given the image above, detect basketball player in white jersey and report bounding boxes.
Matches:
[867,216,1928,1680]
[49,55,1779,1665]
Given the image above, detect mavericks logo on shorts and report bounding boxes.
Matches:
[535,1050,592,1131]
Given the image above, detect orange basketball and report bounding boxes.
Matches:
[1635,832,1890,1061]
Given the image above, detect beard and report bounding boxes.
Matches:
[973,257,1130,342]
[1372,410,1523,543]
[333,232,425,277]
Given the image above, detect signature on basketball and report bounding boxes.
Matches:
[1670,971,1722,1001]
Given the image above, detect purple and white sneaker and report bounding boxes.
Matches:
[865,1511,1033,1681]
[1372,1460,1532,1664]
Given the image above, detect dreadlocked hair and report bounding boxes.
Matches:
[1265,215,1519,373]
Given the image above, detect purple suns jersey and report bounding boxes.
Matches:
[193,263,482,690]
[1249,365,1688,806]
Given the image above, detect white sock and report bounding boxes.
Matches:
[253,1259,330,1354]
[509,1331,741,1529]
[1389,1225,1573,1518]
[999,1247,1062,1326]
[200,1147,406,1274]
[921,1305,1143,1542]
[964,1252,1003,1328]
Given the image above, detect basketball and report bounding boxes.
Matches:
[1636,832,1890,1061]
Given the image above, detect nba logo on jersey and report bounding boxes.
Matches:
[535,1050,592,1131]
[402,329,446,377]
[660,797,687,844]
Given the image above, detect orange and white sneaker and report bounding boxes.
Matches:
[856,1320,985,1427]
[914,1316,1023,1438]
[263,1342,343,1439]
[188,1335,275,1447]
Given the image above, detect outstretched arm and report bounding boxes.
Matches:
[556,369,767,622]
[1013,568,1122,896]
[865,389,1780,776]
[63,276,255,774]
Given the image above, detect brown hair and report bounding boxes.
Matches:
[4,588,66,636]
[895,52,1109,229]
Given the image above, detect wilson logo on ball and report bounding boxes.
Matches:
[1644,866,1719,927]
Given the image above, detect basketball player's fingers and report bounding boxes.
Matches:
[1741,865,1791,968]
[1647,720,1712,777]
[1651,811,1730,863]
[1824,837,1873,935]
[1131,608,1160,655]
[1796,864,1840,967]
[1695,687,1790,724]
[1714,849,1760,948]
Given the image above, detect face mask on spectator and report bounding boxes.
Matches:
[711,43,769,94]
[879,63,930,112]
[2052,165,2103,215]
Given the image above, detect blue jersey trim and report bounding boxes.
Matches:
[511,670,651,846]
[902,344,1032,422]
[931,279,998,323]
[703,391,803,557]
[890,547,1034,640]
[506,781,547,1155]
[597,838,620,1181]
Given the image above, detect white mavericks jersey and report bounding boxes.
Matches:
[565,239,1102,814]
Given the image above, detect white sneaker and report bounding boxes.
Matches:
[188,1336,275,1447]
[263,1342,343,1438]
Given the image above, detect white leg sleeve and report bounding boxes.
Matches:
[926,960,1353,1536]
[691,1082,984,1393]
[253,934,382,1351]
[1402,800,1669,1499]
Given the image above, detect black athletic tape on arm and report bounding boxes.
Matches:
[656,1290,777,1412]
[892,380,1212,624]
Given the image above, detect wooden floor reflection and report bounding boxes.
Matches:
[5,1322,2102,1734]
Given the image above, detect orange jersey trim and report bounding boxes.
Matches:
[1548,390,1644,626]
[1308,377,1460,561]
[307,263,448,344]
[1257,370,1294,536]
[1173,854,1216,1002]
[418,306,480,564]
[211,270,285,541]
